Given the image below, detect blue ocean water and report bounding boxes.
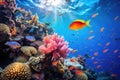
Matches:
[16,0,120,78]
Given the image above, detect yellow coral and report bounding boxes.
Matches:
[1,62,31,80]
[20,46,38,57]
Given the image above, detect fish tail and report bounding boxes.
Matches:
[86,20,90,27]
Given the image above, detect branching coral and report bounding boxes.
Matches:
[39,33,71,60]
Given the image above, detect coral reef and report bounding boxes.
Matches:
[0,0,117,80]
[0,23,11,43]
[1,62,31,80]
[20,46,38,57]
[39,33,71,60]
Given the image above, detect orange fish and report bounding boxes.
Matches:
[94,61,98,64]
[68,66,78,71]
[111,74,118,77]
[96,65,102,69]
[52,61,58,66]
[94,52,98,56]
[75,70,83,75]
[11,27,17,36]
[100,27,104,33]
[91,57,95,60]
[103,49,109,53]
[69,20,90,30]
[114,49,119,53]
[105,42,110,47]
[88,36,95,40]
[91,13,99,18]
[70,59,77,62]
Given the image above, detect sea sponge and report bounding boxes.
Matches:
[39,33,71,60]
[75,71,88,80]
[20,46,38,57]
[1,62,31,80]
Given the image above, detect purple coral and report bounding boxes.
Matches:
[39,33,71,60]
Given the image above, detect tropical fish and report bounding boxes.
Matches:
[88,36,95,40]
[105,42,110,47]
[94,61,98,64]
[96,65,102,69]
[94,52,98,56]
[75,70,83,75]
[114,16,119,21]
[100,27,104,33]
[68,66,78,71]
[11,27,17,36]
[70,58,77,62]
[91,13,99,18]
[25,36,36,42]
[52,61,58,66]
[69,19,90,30]
[71,50,77,53]
[91,57,95,60]
[89,30,93,34]
[113,49,119,53]
[5,41,21,49]
[103,49,109,53]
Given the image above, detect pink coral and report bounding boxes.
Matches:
[39,34,71,60]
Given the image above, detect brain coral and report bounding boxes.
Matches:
[0,23,10,34]
[20,46,38,57]
[1,62,31,80]
[0,23,11,42]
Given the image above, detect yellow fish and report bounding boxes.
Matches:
[69,19,90,30]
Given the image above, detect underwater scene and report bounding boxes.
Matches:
[0,0,120,80]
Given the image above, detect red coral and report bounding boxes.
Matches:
[39,34,71,60]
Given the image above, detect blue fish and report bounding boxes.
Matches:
[25,36,36,42]
[5,41,21,49]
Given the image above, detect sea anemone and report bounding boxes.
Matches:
[39,33,71,60]
[20,46,38,57]
[1,62,31,80]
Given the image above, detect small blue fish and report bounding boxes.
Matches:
[26,36,36,42]
[5,41,21,49]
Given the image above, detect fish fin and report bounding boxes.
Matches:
[75,20,85,23]
[86,20,90,27]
